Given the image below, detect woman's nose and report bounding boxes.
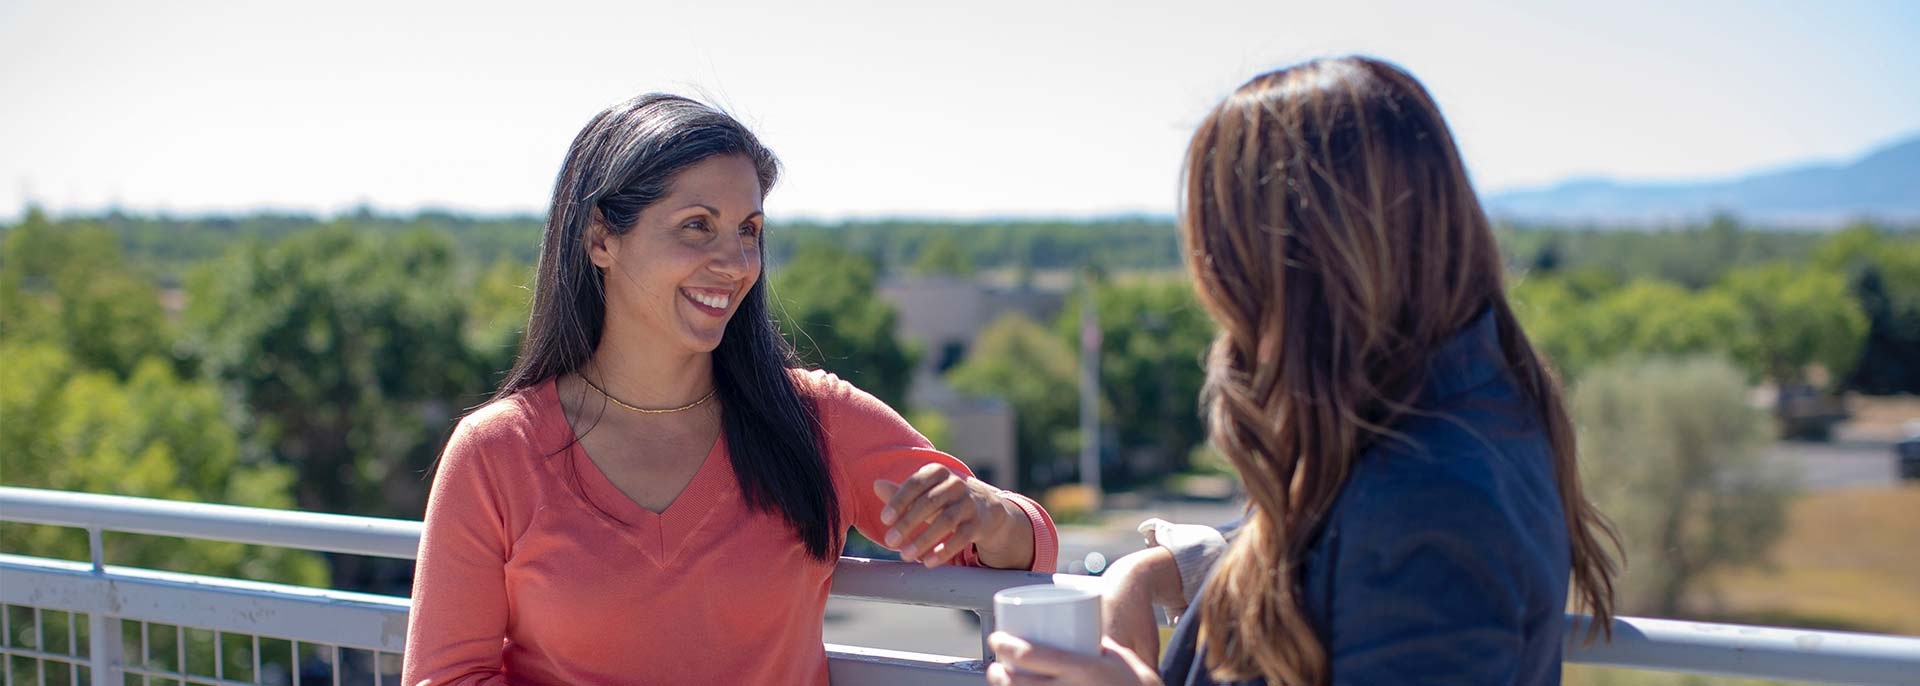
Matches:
[708,232,757,279]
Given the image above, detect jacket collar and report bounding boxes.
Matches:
[1418,307,1507,404]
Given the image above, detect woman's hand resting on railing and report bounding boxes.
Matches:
[873,463,1036,569]
[988,633,1164,686]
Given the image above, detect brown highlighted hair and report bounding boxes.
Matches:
[1180,56,1618,684]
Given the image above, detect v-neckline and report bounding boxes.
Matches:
[539,379,734,566]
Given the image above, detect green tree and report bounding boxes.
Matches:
[1573,356,1794,616]
[771,242,916,408]
[0,207,116,284]
[0,209,171,376]
[910,234,975,277]
[0,244,53,343]
[1810,221,1889,271]
[466,258,534,386]
[1589,281,1756,370]
[1510,275,1596,377]
[0,342,326,586]
[947,313,1082,488]
[1517,277,1759,381]
[1813,223,1920,394]
[1714,264,1868,387]
[182,227,484,523]
[903,407,953,453]
[1056,278,1214,481]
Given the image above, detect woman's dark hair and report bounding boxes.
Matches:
[494,93,839,560]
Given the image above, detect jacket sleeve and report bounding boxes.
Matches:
[1137,518,1229,608]
[808,370,1059,572]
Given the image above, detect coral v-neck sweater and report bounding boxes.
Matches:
[402,369,1058,686]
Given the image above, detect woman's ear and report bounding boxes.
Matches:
[585,212,617,269]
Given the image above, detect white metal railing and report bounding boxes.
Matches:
[3,486,1919,685]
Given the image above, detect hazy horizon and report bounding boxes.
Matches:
[11,128,1916,226]
[5,0,1917,223]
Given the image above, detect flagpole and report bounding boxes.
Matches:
[1078,270,1102,510]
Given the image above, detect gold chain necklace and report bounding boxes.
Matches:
[579,374,716,415]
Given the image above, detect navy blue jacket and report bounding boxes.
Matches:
[1161,310,1573,685]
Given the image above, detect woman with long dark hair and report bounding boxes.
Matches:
[988,56,1617,685]
[403,94,1057,686]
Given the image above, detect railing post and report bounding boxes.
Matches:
[976,609,994,664]
[86,527,120,686]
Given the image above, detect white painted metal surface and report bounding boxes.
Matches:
[1567,614,1920,684]
[0,554,410,652]
[0,486,420,559]
[823,644,985,686]
[6,485,1920,685]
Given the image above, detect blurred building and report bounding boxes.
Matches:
[878,275,1064,488]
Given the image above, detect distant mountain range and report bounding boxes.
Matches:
[1483,135,1920,227]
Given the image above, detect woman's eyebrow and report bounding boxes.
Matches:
[674,204,762,221]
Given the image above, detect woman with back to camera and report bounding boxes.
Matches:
[402,94,1058,686]
[988,56,1618,685]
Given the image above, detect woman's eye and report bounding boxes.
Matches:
[740,224,761,239]
[683,218,710,232]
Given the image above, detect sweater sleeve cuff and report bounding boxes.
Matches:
[1002,491,1059,573]
[1138,518,1228,607]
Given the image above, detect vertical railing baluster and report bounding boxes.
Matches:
[329,646,340,686]
[290,641,300,686]
[4,603,14,686]
[34,603,45,684]
[140,621,150,686]
[86,527,120,686]
[214,631,223,682]
[175,625,184,685]
[35,607,46,686]
[976,609,995,663]
[67,614,77,686]
[250,636,260,686]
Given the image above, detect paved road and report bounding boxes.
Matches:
[1768,440,1900,491]
[823,597,986,658]
[821,498,1250,659]
[823,440,1907,658]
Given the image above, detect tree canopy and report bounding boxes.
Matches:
[771,241,916,408]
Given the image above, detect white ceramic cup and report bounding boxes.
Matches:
[993,583,1102,655]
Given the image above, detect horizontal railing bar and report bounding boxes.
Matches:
[0,487,420,559]
[0,645,87,663]
[119,665,266,686]
[1566,614,1920,685]
[0,486,1088,611]
[7,486,1920,684]
[824,644,985,686]
[0,561,992,684]
[828,556,1105,612]
[0,554,410,652]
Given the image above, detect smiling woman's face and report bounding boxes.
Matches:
[589,154,765,355]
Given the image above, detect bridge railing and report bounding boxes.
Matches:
[3,486,1917,685]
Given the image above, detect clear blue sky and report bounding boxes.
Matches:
[2,0,1915,221]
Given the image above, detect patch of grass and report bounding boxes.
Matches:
[1570,485,1919,685]
[1564,664,1794,686]
[1699,485,1920,636]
